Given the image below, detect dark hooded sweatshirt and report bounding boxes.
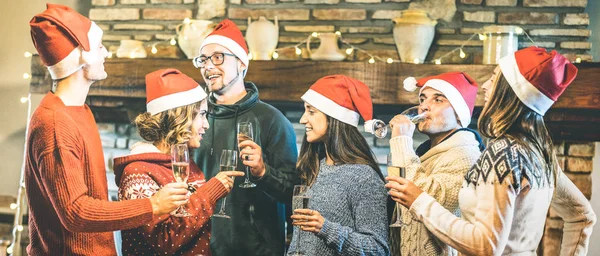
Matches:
[193,82,300,256]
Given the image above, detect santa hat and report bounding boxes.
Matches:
[498,46,577,116]
[403,72,478,128]
[301,75,375,130]
[30,3,104,80]
[146,69,207,116]
[199,19,249,70]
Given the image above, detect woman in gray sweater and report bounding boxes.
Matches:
[287,75,390,256]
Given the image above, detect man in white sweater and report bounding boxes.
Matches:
[388,72,483,256]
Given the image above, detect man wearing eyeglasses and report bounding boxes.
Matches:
[192,19,300,256]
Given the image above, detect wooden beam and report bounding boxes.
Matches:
[30,56,600,110]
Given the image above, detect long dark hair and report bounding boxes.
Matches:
[478,74,557,183]
[297,115,384,186]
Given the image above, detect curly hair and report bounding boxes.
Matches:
[134,100,204,148]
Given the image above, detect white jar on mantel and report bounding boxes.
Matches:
[116,40,147,58]
[482,25,520,64]
[392,10,437,64]
[246,16,279,60]
[176,19,214,59]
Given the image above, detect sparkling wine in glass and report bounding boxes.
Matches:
[213,149,237,219]
[387,153,407,228]
[237,122,257,188]
[292,185,310,256]
[370,106,427,139]
[171,144,191,217]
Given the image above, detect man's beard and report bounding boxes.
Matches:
[207,68,241,96]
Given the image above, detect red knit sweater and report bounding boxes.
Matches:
[113,143,228,256]
[24,93,154,255]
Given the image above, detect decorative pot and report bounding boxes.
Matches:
[116,40,147,58]
[246,16,279,60]
[307,32,346,61]
[176,19,214,59]
[392,10,437,64]
[482,25,520,64]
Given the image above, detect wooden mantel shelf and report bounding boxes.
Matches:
[30,56,600,141]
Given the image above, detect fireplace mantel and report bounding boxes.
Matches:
[29,56,600,141]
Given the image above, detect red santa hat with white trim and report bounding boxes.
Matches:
[498,46,577,116]
[403,72,478,128]
[146,69,207,116]
[301,75,376,130]
[30,3,104,80]
[199,19,249,75]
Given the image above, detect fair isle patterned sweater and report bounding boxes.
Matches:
[389,130,482,256]
[287,160,389,256]
[409,137,597,255]
[113,142,228,256]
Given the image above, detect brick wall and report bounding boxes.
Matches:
[90,0,591,63]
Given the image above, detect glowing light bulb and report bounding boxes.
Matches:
[368,57,375,64]
[23,73,30,79]
[170,38,176,45]
[575,57,582,63]
[459,49,466,59]
[20,97,28,104]
[24,51,33,58]
[107,51,113,58]
[295,47,302,55]
[272,52,279,59]
[183,18,191,24]
[413,58,420,64]
[345,48,354,55]
[335,31,341,36]
[151,45,158,54]
[6,246,12,254]
[311,32,318,38]
[17,225,23,232]
[435,59,442,65]
[515,27,524,34]
[386,58,393,64]
[248,53,253,60]
[10,203,17,209]
[478,33,486,41]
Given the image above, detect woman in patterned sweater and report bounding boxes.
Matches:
[113,69,244,256]
[287,75,389,256]
[387,47,596,255]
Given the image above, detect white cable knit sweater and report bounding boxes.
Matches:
[409,137,597,256]
[389,130,482,256]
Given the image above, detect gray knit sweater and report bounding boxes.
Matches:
[287,159,390,256]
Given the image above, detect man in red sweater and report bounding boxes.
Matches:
[25,4,189,255]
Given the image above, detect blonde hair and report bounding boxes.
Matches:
[478,74,557,183]
[134,100,204,148]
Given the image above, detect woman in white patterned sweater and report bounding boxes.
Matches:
[387,47,596,255]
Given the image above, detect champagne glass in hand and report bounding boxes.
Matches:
[171,144,191,217]
[370,106,427,138]
[387,153,407,227]
[213,149,237,219]
[292,185,310,256]
[237,122,257,188]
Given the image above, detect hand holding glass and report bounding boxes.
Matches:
[171,144,191,217]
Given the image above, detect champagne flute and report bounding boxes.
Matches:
[171,143,191,217]
[387,153,407,227]
[292,185,310,256]
[238,122,257,188]
[213,149,237,219]
[370,106,427,138]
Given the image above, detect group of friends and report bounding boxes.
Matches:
[24,3,596,256]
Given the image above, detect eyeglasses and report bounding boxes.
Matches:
[193,52,237,68]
